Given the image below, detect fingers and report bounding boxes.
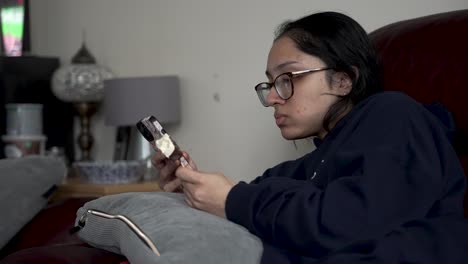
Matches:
[152,150,197,192]
[154,154,180,189]
[159,159,179,179]
[163,178,183,192]
[184,195,195,208]
[152,150,170,169]
[182,182,197,208]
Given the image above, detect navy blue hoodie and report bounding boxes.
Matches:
[226,92,468,263]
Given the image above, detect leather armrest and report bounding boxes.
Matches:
[2,244,125,264]
[1,198,91,258]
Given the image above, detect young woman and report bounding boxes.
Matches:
[153,11,468,263]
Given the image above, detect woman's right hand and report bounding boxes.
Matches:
[152,150,196,192]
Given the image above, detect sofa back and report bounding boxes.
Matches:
[369,9,468,215]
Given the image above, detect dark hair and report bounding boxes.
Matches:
[275,11,382,131]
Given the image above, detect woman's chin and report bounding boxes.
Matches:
[280,127,315,140]
[280,128,299,140]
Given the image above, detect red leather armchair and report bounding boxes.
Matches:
[369,9,468,216]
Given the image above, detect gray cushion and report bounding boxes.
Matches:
[0,155,67,249]
[75,192,263,264]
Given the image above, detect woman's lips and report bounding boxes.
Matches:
[274,114,286,126]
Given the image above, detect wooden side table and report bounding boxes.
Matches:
[52,177,161,201]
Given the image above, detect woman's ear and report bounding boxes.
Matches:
[331,71,353,96]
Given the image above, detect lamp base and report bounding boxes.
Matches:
[75,102,98,161]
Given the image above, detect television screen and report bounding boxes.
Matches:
[0,0,26,56]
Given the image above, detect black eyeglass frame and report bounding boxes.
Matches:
[254,67,331,107]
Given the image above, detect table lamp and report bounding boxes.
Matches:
[103,76,180,161]
[51,40,113,161]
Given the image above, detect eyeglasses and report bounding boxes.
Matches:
[254,67,331,107]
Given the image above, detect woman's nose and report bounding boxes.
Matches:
[266,87,285,106]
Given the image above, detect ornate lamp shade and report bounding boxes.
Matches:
[52,43,113,102]
[52,64,113,102]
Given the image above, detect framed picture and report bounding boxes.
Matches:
[0,0,30,56]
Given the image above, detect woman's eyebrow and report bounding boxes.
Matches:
[265,61,300,77]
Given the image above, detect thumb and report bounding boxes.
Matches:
[175,166,201,184]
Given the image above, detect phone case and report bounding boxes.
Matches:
[136,116,190,168]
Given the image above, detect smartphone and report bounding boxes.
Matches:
[136,115,191,168]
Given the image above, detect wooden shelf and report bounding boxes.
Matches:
[53,177,161,200]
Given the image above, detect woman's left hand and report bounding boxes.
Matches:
[175,167,235,218]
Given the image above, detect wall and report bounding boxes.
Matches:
[30,0,468,183]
